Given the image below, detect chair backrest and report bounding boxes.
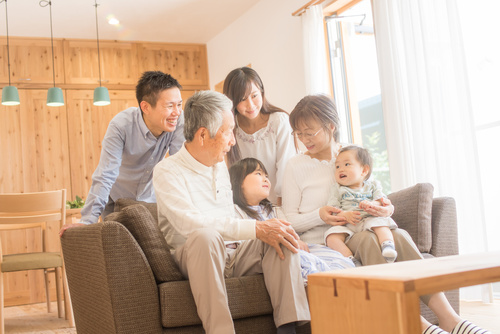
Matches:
[0,189,67,253]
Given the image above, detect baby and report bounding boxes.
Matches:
[325,145,398,266]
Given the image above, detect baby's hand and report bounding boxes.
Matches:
[338,211,361,225]
[359,200,372,211]
[359,200,381,211]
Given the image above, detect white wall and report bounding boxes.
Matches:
[207,0,307,113]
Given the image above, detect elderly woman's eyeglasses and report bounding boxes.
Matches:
[291,128,322,140]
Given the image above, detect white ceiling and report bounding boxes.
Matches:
[2,0,262,44]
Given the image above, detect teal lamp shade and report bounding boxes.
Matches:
[2,86,20,106]
[47,87,65,107]
[93,86,110,106]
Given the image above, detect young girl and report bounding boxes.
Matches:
[229,157,354,284]
[223,67,296,205]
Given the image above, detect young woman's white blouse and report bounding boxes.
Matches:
[282,153,335,244]
[235,112,296,204]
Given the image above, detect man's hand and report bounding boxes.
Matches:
[319,205,347,226]
[255,219,300,260]
[362,197,394,217]
[338,211,361,225]
[59,223,86,237]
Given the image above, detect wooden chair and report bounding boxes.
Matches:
[0,189,74,333]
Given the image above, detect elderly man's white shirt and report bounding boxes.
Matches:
[153,144,256,250]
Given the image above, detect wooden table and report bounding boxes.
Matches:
[307,252,500,334]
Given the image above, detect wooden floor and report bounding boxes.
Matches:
[3,302,75,334]
[460,299,500,333]
[2,299,499,333]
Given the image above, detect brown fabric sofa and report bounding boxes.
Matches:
[61,183,458,333]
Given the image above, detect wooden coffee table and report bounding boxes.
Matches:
[307,251,500,334]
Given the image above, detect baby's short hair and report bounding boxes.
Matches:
[338,145,373,180]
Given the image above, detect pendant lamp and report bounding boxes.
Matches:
[1,0,20,106]
[41,0,64,107]
[93,0,110,106]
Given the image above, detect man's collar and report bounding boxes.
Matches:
[179,143,215,175]
[137,108,165,139]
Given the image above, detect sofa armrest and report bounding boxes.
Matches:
[430,197,459,258]
[61,222,163,334]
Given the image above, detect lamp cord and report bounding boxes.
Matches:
[94,0,102,87]
[3,0,12,86]
[39,0,56,88]
[49,1,56,88]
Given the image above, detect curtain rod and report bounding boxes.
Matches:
[292,0,325,17]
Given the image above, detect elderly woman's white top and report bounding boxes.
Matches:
[282,153,335,244]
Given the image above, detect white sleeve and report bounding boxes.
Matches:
[273,113,297,197]
[281,160,324,233]
[153,163,256,242]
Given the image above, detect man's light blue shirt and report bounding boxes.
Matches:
[80,107,185,224]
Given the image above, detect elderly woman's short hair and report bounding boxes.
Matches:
[183,90,233,142]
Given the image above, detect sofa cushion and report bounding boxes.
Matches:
[105,204,183,282]
[113,198,159,224]
[387,183,433,253]
[159,275,273,328]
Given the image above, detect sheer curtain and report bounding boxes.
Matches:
[371,0,488,264]
[301,5,330,95]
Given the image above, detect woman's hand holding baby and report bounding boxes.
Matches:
[362,197,394,217]
[320,205,347,226]
[337,211,361,225]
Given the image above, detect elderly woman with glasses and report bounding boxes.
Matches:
[282,94,491,334]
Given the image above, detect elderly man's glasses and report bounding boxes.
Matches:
[291,128,322,140]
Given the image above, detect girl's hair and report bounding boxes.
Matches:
[338,145,373,180]
[223,67,286,165]
[229,157,273,220]
[289,94,341,150]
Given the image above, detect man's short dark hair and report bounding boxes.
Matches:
[136,71,182,107]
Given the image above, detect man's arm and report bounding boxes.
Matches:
[153,162,256,243]
[79,123,125,224]
[60,123,125,236]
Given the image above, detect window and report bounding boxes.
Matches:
[325,0,391,193]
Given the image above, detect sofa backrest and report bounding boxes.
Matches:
[105,203,183,282]
[388,183,433,253]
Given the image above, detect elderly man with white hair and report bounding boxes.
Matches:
[153,90,309,334]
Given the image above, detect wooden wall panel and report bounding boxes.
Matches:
[63,40,139,85]
[66,90,137,202]
[0,37,65,84]
[0,105,23,193]
[0,89,70,306]
[138,43,209,88]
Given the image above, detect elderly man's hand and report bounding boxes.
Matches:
[255,219,300,260]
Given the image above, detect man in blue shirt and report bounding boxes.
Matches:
[60,71,185,235]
